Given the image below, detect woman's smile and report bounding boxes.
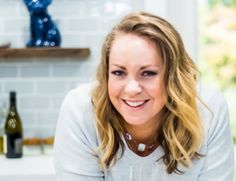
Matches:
[122,99,149,109]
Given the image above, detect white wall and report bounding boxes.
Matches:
[144,0,198,62]
[166,0,198,62]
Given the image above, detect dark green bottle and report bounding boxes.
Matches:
[4,91,23,158]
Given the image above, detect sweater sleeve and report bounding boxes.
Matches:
[53,85,104,181]
[198,90,234,181]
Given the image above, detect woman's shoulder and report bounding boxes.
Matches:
[58,81,99,147]
[197,82,226,106]
[54,82,101,171]
[197,82,229,144]
[64,81,96,108]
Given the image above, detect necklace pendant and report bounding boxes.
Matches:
[137,143,146,152]
[125,133,132,140]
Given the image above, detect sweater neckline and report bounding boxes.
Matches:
[121,134,164,163]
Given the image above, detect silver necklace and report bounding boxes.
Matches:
[125,132,157,152]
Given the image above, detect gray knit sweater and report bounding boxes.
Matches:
[54,82,234,181]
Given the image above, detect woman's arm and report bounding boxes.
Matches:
[198,91,234,180]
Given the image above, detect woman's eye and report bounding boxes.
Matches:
[142,71,157,77]
[111,70,126,76]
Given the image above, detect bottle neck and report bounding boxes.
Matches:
[9,99,17,112]
[10,102,16,111]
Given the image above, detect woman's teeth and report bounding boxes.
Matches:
[125,100,146,107]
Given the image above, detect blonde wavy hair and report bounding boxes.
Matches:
[92,12,204,174]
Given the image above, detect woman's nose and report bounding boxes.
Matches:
[124,79,142,94]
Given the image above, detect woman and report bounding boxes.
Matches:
[54,12,234,180]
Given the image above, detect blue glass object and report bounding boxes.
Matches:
[23,0,61,47]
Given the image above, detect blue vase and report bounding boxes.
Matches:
[23,0,61,47]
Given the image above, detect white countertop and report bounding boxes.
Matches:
[0,153,56,181]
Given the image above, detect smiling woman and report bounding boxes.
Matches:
[53,12,234,181]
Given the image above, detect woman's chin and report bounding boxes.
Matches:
[123,117,148,126]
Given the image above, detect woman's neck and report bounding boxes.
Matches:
[124,122,160,144]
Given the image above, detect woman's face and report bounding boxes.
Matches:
[108,33,167,128]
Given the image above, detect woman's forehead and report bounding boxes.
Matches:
[109,34,163,67]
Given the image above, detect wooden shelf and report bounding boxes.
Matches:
[0,47,90,58]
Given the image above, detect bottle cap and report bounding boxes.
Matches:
[10,91,16,102]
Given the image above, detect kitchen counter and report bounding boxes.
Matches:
[0,154,56,181]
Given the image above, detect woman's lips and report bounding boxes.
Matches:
[122,99,149,108]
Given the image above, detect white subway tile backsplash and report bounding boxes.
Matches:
[0,34,21,48]
[55,19,68,32]
[51,95,65,110]
[114,1,132,15]
[33,57,63,63]
[49,2,84,18]
[4,18,29,33]
[20,111,36,126]
[35,111,59,127]
[22,127,38,138]
[20,96,50,110]
[81,34,105,50]
[0,97,8,122]
[86,1,104,17]
[100,17,121,31]
[0,65,18,77]
[67,18,100,32]
[23,126,55,138]
[52,63,83,77]
[0,83,2,94]
[103,1,115,16]
[4,80,35,95]
[60,34,85,47]
[66,79,86,90]
[18,2,29,18]
[19,34,31,48]
[36,80,67,94]
[48,2,68,17]
[0,18,3,33]
[66,56,90,63]
[0,2,18,17]
[20,63,50,77]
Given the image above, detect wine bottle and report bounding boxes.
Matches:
[3,91,23,158]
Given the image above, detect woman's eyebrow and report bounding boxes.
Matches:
[140,65,159,70]
[110,64,126,69]
[110,64,160,70]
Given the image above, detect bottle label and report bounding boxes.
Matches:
[14,138,22,154]
[3,134,7,154]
